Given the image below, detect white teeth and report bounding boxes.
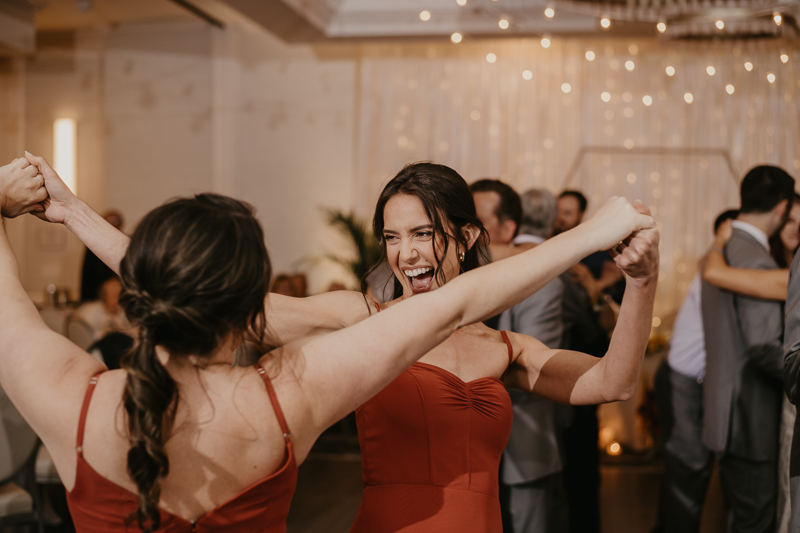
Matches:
[405,267,433,278]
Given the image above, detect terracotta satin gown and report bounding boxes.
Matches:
[350,325,515,532]
[66,364,297,532]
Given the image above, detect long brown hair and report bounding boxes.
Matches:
[367,162,489,299]
[118,194,271,531]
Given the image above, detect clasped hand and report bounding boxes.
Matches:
[0,153,78,224]
[0,158,47,218]
[585,197,660,283]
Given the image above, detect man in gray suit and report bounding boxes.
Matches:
[472,180,568,533]
[702,165,795,532]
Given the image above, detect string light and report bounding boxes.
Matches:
[451,32,463,43]
[419,10,431,21]
[666,65,676,76]
[600,17,611,29]
[706,66,716,76]
[544,7,555,19]
[656,21,667,33]
[767,72,776,83]
[457,0,467,6]
[684,92,694,103]
[715,20,725,30]
[561,83,572,94]
[486,53,497,63]
[522,70,533,80]
[625,60,635,71]
[781,53,790,63]
[643,95,653,106]
[541,37,551,48]
[774,12,782,25]
[601,91,611,102]
[744,61,753,71]
[585,50,596,61]
[498,18,509,29]
[726,84,735,94]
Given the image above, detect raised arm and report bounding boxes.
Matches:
[703,224,789,302]
[280,198,656,453]
[503,205,659,405]
[25,152,375,347]
[0,181,106,469]
[24,153,129,274]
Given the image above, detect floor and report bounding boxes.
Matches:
[286,454,728,533]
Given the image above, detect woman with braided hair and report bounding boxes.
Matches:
[1,153,656,532]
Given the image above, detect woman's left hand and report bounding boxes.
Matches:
[0,158,48,218]
[610,202,660,284]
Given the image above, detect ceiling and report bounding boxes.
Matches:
[0,0,797,56]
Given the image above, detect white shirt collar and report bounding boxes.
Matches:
[512,234,546,246]
[731,220,770,252]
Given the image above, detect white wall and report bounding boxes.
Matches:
[7,19,360,298]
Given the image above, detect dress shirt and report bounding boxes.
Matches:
[731,220,770,252]
[667,274,706,381]
[512,234,546,246]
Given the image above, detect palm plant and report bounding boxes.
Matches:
[324,209,384,285]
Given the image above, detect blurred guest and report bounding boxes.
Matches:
[72,276,135,340]
[556,190,624,303]
[653,209,738,533]
[270,274,297,296]
[473,181,569,533]
[80,210,123,302]
[704,197,800,533]
[291,273,308,298]
[702,166,794,532]
[327,281,347,292]
[470,178,522,330]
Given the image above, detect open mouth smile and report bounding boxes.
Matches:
[403,267,435,294]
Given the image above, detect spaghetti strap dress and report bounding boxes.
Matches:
[66,364,298,532]
[350,306,515,532]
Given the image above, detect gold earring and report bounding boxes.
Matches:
[459,252,465,262]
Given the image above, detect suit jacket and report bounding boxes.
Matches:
[498,276,565,485]
[783,252,800,478]
[701,228,784,461]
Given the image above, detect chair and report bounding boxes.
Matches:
[0,386,45,533]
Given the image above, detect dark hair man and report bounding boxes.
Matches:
[470,179,522,245]
[702,165,794,531]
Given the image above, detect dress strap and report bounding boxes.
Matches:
[499,331,514,381]
[76,372,104,457]
[254,364,292,442]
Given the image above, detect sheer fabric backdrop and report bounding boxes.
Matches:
[356,37,799,330]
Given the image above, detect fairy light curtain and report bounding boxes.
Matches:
[356,37,799,330]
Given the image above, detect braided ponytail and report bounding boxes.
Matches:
[117,194,271,531]
[122,330,176,532]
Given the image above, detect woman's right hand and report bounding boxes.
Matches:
[713,219,733,248]
[580,197,656,252]
[23,152,80,225]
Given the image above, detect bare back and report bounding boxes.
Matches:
[71,364,296,523]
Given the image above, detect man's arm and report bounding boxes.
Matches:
[784,253,800,403]
[728,237,785,380]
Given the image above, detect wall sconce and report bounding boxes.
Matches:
[53,118,76,194]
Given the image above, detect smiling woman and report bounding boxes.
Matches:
[370,163,488,298]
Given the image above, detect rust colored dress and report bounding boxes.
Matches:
[66,364,297,532]
[351,326,514,532]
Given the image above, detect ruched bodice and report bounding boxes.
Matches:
[351,340,513,533]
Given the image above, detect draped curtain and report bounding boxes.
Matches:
[356,37,799,328]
